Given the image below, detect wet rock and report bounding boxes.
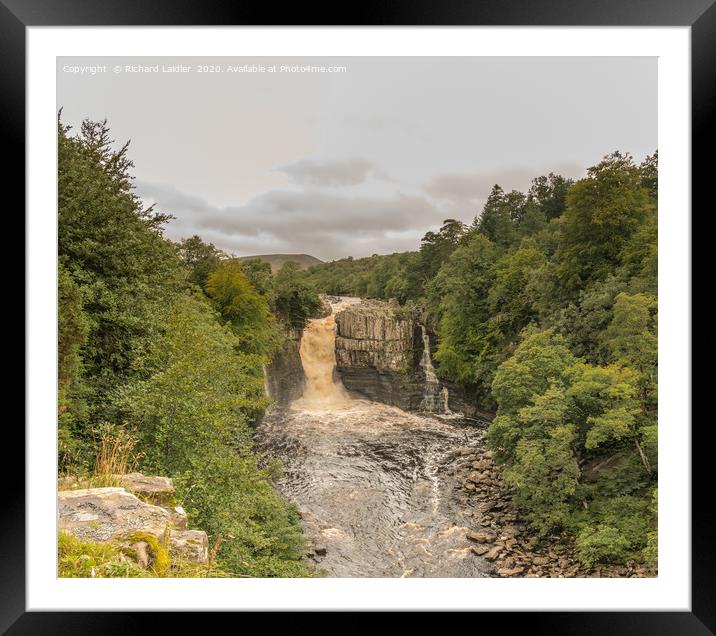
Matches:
[483,545,503,561]
[466,530,496,543]
[471,545,490,556]
[497,565,524,577]
[265,326,306,406]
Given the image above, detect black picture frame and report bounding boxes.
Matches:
[7,0,706,631]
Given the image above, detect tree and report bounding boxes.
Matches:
[272,261,322,329]
[529,173,573,221]
[474,185,518,248]
[427,234,499,400]
[177,235,225,290]
[488,239,547,344]
[58,117,186,429]
[205,259,277,356]
[418,218,468,283]
[557,152,652,289]
[115,294,307,576]
[58,264,90,469]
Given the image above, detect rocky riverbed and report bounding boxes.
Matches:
[445,444,654,578]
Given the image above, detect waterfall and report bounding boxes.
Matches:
[419,324,442,413]
[292,298,356,410]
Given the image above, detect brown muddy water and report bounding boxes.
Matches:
[256,298,491,577]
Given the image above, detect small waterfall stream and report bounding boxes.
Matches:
[419,324,451,414]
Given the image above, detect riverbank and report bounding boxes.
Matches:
[446,442,655,578]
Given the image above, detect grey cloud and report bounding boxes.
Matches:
[137,181,439,261]
[278,158,389,186]
[424,163,585,203]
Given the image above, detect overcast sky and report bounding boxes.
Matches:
[57,56,657,261]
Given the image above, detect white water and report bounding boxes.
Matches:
[419,324,446,413]
[291,297,359,410]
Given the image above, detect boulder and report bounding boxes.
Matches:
[169,530,209,564]
[483,545,503,561]
[467,530,496,543]
[59,487,172,542]
[471,545,490,556]
[117,473,175,505]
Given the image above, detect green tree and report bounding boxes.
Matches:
[428,234,499,400]
[205,259,277,355]
[272,261,322,329]
[58,117,186,431]
[177,235,225,290]
[418,219,468,284]
[116,294,308,576]
[528,173,573,221]
[474,185,518,248]
[557,152,652,289]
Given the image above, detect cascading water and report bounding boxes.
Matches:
[256,297,487,577]
[419,324,450,414]
[291,297,356,410]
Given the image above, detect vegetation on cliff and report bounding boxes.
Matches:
[302,152,658,569]
[58,117,322,577]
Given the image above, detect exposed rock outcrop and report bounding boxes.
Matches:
[333,299,493,419]
[265,327,306,406]
[58,478,208,564]
[59,487,173,542]
[334,300,425,410]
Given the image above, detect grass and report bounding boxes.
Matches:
[90,425,145,487]
[58,531,149,578]
[58,530,230,579]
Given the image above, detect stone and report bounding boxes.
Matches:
[59,487,172,542]
[117,473,175,505]
[467,471,489,484]
[532,555,550,566]
[466,530,496,543]
[169,506,188,530]
[169,529,209,564]
[497,566,524,577]
[471,545,490,556]
[265,326,306,405]
[132,541,151,568]
[313,545,328,557]
[483,545,503,561]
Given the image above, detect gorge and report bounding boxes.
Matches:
[258,297,494,577]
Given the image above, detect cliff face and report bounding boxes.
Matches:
[265,327,305,406]
[334,300,425,410]
[334,299,493,420]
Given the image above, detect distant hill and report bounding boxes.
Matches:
[239,253,323,272]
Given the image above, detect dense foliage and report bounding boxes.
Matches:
[57,118,322,577]
[302,152,658,569]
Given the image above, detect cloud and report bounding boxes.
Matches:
[424,163,585,203]
[278,158,390,187]
[136,181,440,260]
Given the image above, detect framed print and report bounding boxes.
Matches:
[8,0,707,630]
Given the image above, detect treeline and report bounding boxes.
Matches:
[58,118,321,577]
[304,153,658,568]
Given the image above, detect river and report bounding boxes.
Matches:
[256,298,491,577]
